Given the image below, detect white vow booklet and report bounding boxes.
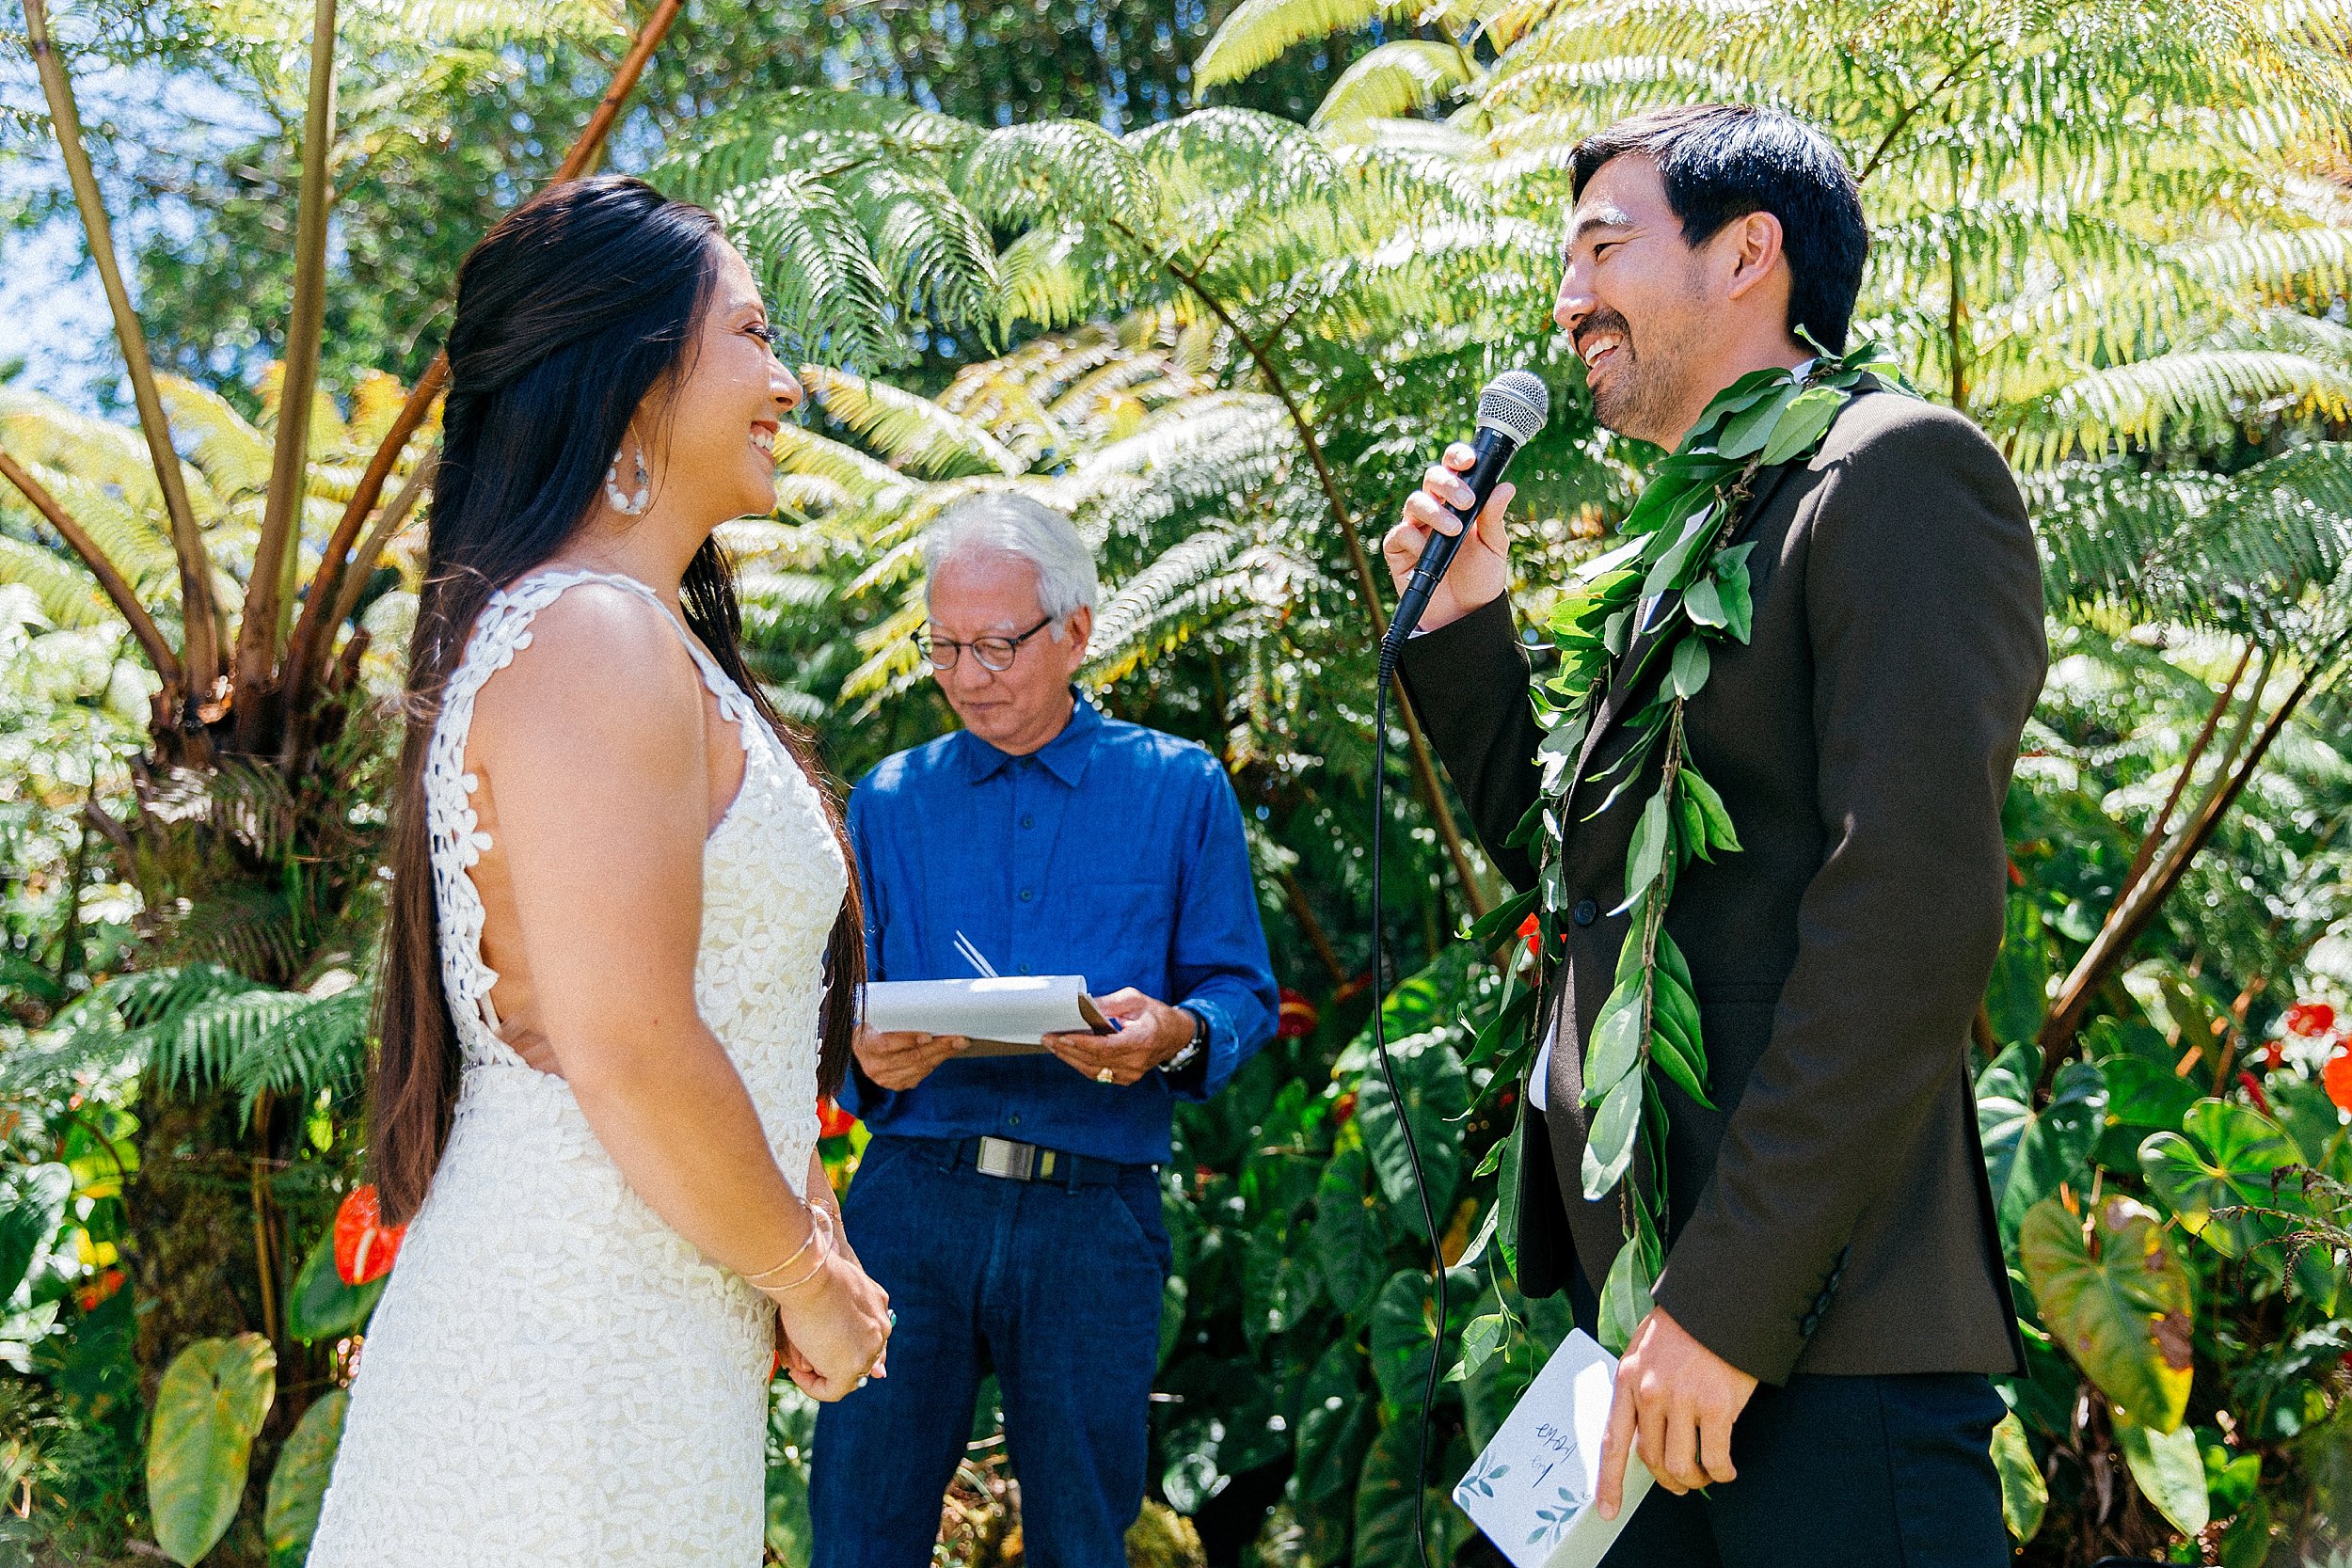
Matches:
[1452,1330,1654,1568]
[861,975,1113,1057]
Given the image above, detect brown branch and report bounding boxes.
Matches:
[0,447,183,688]
[1142,238,1490,915]
[2116,640,2254,903]
[1854,45,1994,185]
[326,445,436,633]
[1947,244,1967,415]
[236,0,340,752]
[24,0,221,700]
[2038,658,2323,1068]
[280,0,686,721]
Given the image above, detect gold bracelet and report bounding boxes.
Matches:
[767,1211,837,1293]
[742,1204,830,1288]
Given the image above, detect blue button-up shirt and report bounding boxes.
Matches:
[839,693,1279,1164]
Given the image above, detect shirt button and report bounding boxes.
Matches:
[1572,898,1598,926]
[1009,1115,1022,1127]
[1019,888,1036,903]
[1017,965,1032,975]
[1020,814,1035,829]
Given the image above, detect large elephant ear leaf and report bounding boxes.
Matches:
[2138,1099,2302,1258]
[1368,1266,1478,1414]
[263,1387,348,1567]
[148,1333,278,1565]
[1356,1033,1468,1238]
[2115,1418,2210,1536]
[1979,1053,2107,1243]
[1311,1134,1389,1319]
[2018,1196,2193,1433]
[1990,1410,2047,1543]
[1353,1419,1474,1568]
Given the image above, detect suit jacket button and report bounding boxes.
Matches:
[1572,898,1599,927]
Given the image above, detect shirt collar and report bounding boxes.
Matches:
[960,690,1104,786]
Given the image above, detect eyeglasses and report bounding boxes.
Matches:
[917,614,1056,673]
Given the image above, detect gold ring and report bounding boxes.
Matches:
[1097,1068,1117,1084]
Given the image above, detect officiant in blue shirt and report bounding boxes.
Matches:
[810,494,1279,1568]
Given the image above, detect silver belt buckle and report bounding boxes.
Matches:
[974,1135,1039,1180]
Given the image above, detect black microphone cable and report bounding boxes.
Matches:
[1369,642,1449,1568]
[1364,369,1547,1567]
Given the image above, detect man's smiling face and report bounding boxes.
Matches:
[1553,153,1722,449]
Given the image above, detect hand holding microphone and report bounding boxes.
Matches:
[1379,370,1549,669]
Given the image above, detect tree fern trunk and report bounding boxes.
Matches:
[124,1083,266,1562]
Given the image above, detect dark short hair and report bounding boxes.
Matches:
[1570,104,1868,353]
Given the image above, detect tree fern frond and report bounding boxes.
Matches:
[158,377,273,501]
[0,387,160,499]
[1313,41,1485,135]
[1086,524,1247,683]
[1193,0,1418,87]
[959,119,1159,236]
[0,536,111,630]
[841,594,931,701]
[2002,350,2352,468]
[801,367,1028,479]
[707,168,904,370]
[771,424,917,515]
[217,985,372,1115]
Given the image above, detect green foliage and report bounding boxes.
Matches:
[6,0,2352,1561]
[146,1333,276,1565]
[262,1387,347,1568]
[2018,1196,2195,1433]
[1990,1410,2048,1544]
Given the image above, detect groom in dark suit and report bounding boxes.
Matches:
[1386,105,2045,1565]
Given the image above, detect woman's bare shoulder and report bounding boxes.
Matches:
[468,578,704,768]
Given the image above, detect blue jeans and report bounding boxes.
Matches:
[810,1135,1170,1568]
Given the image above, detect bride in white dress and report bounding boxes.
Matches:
[307,176,892,1567]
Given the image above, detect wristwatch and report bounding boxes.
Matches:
[1159,1006,1207,1073]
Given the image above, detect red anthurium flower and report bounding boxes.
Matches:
[816,1097,857,1140]
[2238,1070,2272,1117]
[1333,1090,1358,1127]
[2264,1037,2286,1071]
[2285,1001,2337,1037]
[1518,913,1543,962]
[2324,1045,2352,1117]
[334,1185,406,1286]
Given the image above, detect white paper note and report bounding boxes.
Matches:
[861,975,1104,1050]
[1451,1330,1652,1568]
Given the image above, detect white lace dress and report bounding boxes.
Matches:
[308,568,845,1567]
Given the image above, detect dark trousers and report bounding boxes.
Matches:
[1554,1259,2010,1568]
[1597,1370,2011,1568]
[809,1135,1169,1568]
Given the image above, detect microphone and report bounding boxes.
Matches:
[1378,369,1550,675]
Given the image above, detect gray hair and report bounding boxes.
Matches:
[922,493,1100,638]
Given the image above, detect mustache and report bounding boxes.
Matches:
[1575,309,1634,359]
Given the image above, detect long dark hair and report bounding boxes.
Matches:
[371,175,866,1225]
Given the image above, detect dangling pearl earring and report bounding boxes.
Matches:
[605,440,650,516]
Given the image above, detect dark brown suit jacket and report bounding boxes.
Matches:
[1398,388,2042,1385]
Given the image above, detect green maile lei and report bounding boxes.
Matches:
[1460,338,1899,1356]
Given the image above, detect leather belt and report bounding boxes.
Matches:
[951,1134,1142,1188]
